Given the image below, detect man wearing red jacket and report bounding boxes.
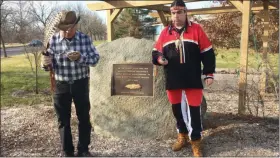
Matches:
[152,0,216,157]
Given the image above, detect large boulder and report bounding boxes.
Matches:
[89,37,176,140]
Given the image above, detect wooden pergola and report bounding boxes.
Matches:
[87,0,278,115]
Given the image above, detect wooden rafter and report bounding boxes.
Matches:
[186,6,241,15]
[148,4,278,18]
[157,10,168,26]
[255,13,265,19]
[87,0,199,11]
[268,1,279,9]
[110,9,123,22]
[149,12,169,18]
[252,3,278,10]
[143,5,170,12]
[106,9,123,42]
[229,0,243,12]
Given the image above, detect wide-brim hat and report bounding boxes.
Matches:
[56,11,80,31]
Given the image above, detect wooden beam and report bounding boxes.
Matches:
[88,0,278,12]
[255,0,276,20]
[144,2,276,13]
[252,3,277,10]
[229,0,243,12]
[87,0,199,11]
[187,6,240,15]
[260,0,269,95]
[268,1,279,9]
[110,9,123,22]
[144,5,170,12]
[148,4,277,18]
[255,12,266,19]
[157,10,168,26]
[188,4,277,14]
[149,12,169,19]
[189,3,277,14]
[238,0,251,115]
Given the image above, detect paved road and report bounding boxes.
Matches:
[0,46,25,57]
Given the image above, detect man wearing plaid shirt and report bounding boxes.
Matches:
[41,11,99,157]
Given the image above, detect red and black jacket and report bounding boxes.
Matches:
[152,21,216,90]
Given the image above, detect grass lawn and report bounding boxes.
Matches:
[1,45,278,107]
[215,48,279,73]
[1,54,52,106]
[3,43,26,48]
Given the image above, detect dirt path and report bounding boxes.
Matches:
[1,104,279,157]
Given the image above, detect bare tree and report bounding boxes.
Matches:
[0,1,15,57]
[25,1,60,42]
[9,1,43,94]
[27,1,59,35]
[22,45,43,94]
[1,1,18,43]
[79,11,106,41]
[11,1,32,43]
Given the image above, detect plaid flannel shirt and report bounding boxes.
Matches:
[47,31,100,81]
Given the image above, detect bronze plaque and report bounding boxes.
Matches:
[111,63,154,96]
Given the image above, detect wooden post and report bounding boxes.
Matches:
[107,9,123,42]
[260,0,269,96]
[238,1,252,115]
[157,10,168,26]
[107,9,113,42]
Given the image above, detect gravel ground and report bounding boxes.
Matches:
[1,101,279,157]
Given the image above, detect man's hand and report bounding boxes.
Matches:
[205,78,214,86]
[41,54,52,66]
[67,51,81,61]
[158,56,168,65]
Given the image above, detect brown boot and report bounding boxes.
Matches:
[190,139,202,157]
[172,133,189,151]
